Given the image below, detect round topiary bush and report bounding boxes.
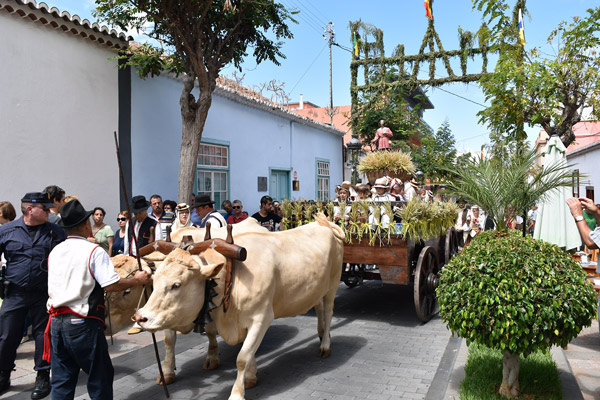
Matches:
[437,230,597,398]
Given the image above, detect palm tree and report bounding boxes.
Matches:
[444,149,574,232]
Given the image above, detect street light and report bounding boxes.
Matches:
[346,135,363,185]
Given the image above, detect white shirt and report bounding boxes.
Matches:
[47,236,120,315]
[123,219,163,256]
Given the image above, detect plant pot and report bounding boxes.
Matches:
[365,169,411,185]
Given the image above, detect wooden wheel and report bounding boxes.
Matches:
[445,227,459,265]
[414,246,440,322]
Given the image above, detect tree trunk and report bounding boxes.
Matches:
[498,351,520,398]
[177,94,212,204]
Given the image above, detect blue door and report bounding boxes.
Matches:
[269,170,290,201]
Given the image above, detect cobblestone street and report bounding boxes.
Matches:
[4,282,451,400]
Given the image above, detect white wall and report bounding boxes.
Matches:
[568,148,600,201]
[130,72,343,215]
[0,10,121,226]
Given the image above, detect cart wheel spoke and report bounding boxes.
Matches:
[414,246,440,322]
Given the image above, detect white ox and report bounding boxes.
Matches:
[105,255,154,334]
[135,214,345,400]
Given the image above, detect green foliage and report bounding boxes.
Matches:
[475,1,600,147]
[438,230,597,356]
[400,199,459,242]
[279,199,457,243]
[411,120,457,182]
[461,342,562,399]
[94,0,295,76]
[443,149,573,231]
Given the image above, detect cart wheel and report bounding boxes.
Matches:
[414,246,440,322]
[343,264,363,288]
[445,227,459,264]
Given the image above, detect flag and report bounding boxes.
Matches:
[518,8,525,46]
[353,32,359,60]
[424,0,433,21]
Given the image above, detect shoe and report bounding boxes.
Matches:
[0,370,10,394]
[128,326,143,335]
[31,370,50,399]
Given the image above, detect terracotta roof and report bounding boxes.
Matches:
[535,121,600,155]
[210,76,345,137]
[0,0,130,49]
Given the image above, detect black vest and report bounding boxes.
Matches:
[129,217,157,252]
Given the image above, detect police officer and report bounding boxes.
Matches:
[0,192,66,398]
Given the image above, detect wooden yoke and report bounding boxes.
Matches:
[138,241,177,258]
[188,238,247,261]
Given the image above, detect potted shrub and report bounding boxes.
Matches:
[437,150,598,398]
[358,150,416,185]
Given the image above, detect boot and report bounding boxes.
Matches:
[31,369,50,399]
[0,369,10,394]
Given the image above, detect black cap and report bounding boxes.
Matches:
[194,194,215,207]
[21,192,56,208]
[131,195,150,213]
[59,200,94,228]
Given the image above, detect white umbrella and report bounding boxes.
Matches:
[533,136,581,250]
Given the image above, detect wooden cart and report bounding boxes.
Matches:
[341,227,459,322]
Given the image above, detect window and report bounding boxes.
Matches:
[196,143,229,208]
[572,169,580,197]
[316,160,330,201]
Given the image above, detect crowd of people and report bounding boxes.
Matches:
[0,181,588,399]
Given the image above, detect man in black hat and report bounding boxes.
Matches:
[0,192,67,398]
[123,195,161,257]
[194,194,226,229]
[45,200,150,399]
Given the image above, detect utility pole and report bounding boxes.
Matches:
[324,22,335,126]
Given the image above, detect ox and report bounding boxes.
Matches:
[135,214,345,400]
[105,255,154,334]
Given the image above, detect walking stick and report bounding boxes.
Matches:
[114,132,170,399]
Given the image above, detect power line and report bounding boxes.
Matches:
[286,0,325,32]
[287,0,327,29]
[431,86,487,108]
[289,44,328,95]
[304,0,329,25]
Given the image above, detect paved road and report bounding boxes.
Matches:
[4,282,452,400]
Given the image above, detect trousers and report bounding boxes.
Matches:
[50,314,113,400]
[0,287,49,371]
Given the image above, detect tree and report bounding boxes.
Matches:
[438,150,596,398]
[348,21,429,150]
[411,120,456,183]
[474,0,600,147]
[94,0,295,202]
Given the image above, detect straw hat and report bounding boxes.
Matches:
[373,177,389,189]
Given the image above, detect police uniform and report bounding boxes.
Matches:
[0,193,66,397]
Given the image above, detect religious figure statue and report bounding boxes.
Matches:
[371,119,393,150]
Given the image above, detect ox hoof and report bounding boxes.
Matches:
[203,358,220,370]
[318,347,331,358]
[156,373,175,386]
[244,376,257,389]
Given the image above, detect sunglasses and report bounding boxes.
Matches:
[232,206,242,209]
[117,217,127,221]
[32,204,50,211]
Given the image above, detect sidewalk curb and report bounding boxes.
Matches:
[551,346,584,400]
[425,334,464,400]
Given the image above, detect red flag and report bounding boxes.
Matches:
[424,0,433,20]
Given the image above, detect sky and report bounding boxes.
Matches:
[45,0,597,153]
